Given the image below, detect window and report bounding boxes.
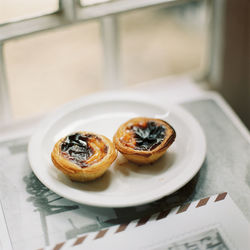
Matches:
[0,0,208,121]
[120,2,206,85]
[5,21,102,119]
[0,0,58,24]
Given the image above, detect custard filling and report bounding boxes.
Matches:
[60,133,108,168]
[120,121,166,151]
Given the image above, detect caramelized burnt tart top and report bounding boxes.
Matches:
[60,132,108,168]
[126,121,166,151]
[117,118,175,152]
[113,117,176,162]
[51,131,117,182]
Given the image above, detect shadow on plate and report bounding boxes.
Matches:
[114,152,176,176]
[103,158,208,225]
[54,168,112,192]
[51,151,176,192]
[74,170,112,192]
[101,168,202,225]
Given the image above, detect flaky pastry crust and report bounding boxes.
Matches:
[113,117,176,164]
[51,131,117,182]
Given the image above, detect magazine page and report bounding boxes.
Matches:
[0,98,249,250]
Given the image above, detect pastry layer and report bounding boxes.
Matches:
[113,117,176,164]
[51,131,117,182]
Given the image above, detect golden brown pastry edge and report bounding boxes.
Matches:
[113,117,176,164]
[51,131,117,182]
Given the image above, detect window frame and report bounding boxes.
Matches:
[0,0,200,123]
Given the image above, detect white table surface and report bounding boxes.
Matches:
[0,76,249,250]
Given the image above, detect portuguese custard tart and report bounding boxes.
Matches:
[113,117,176,164]
[51,131,117,182]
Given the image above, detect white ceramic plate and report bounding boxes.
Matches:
[28,91,206,207]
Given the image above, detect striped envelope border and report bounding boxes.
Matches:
[40,192,228,250]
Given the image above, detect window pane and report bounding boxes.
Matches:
[5,21,102,119]
[80,0,111,7]
[120,1,207,85]
[0,0,58,24]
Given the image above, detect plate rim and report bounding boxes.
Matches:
[28,90,206,207]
